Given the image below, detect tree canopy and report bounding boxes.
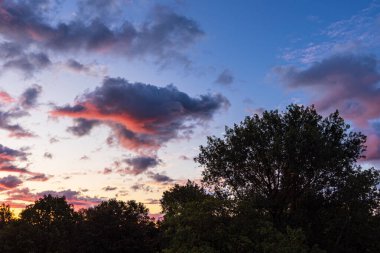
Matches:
[193,104,380,252]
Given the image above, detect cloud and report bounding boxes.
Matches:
[5,188,104,209]
[277,54,380,126]
[67,118,100,136]
[26,173,50,182]
[0,2,203,65]
[0,144,47,176]
[80,155,89,160]
[49,137,59,143]
[0,90,14,104]
[61,59,107,76]
[0,144,27,164]
[276,53,380,159]
[0,42,51,77]
[102,168,112,174]
[179,155,191,160]
[0,175,22,190]
[103,186,117,191]
[0,107,34,138]
[77,0,125,23]
[281,3,380,64]
[144,198,160,205]
[215,69,234,86]
[19,84,42,109]
[147,172,173,183]
[0,86,40,137]
[43,152,53,159]
[130,183,152,192]
[51,77,229,153]
[123,156,160,175]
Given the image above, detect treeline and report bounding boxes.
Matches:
[1,105,380,253]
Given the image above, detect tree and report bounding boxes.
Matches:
[160,181,322,253]
[20,194,78,228]
[0,195,80,253]
[77,199,159,253]
[0,203,13,228]
[195,104,380,252]
[160,181,234,253]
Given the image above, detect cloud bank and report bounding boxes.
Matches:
[277,53,380,159]
[51,77,229,153]
[0,1,203,65]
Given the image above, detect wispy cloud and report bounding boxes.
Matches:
[281,3,380,64]
[5,188,105,209]
[215,69,234,86]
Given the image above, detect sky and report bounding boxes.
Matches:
[1,0,380,215]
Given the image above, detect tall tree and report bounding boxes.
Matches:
[196,104,380,252]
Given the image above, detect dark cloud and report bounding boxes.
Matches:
[102,168,112,174]
[0,144,47,177]
[0,175,23,190]
[80,155,89,160]
[44,152,53,159]
[130,183,152,192]
[26,173,50,182]
[147,172,173,183]
[124,156,160,175]
[65,59,88,72]
[3,52,51,77]
[67,118,100,136]
[0,2,203,65]
[276,53,380,159]
[215,69,234,86]
[0,42,51,77]
[0,86,37,137]
[0,144,28,174]
[51,77,229,152]
[0,106,34,137]
[0,144,27,161]
[63,59,106,76]
[49,137,59,143]
[103,186,117,191]
[19,84,42,109]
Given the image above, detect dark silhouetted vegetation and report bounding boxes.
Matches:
[1,105,379,252]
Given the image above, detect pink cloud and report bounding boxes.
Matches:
[278,54,380,160]
[51,77,228,153]
[0,90,14,103]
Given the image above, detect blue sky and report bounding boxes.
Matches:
[0,0,379,214]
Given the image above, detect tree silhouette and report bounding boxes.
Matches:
[0,203,13,228]
[0,195,79,253]
[195,104,380,252]
[77,199,159,253]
